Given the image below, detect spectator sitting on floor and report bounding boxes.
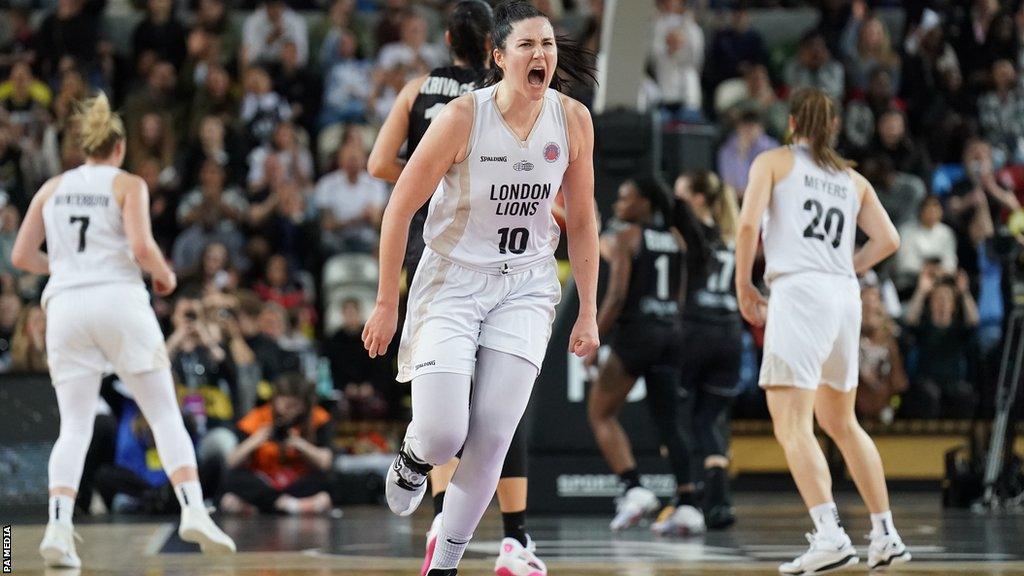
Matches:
[221,373,334,515]
[95,400,185,514]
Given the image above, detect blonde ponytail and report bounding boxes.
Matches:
[789,87,849,173]
[74,92,125,159]
[713,179,739,245]
[689,171,739,244]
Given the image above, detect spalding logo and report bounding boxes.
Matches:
[544,141,560,163]
[513,160,535,172]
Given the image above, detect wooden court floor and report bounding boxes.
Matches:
[8,492,1024,575]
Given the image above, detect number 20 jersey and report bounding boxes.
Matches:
[761,145,859,286]
[422,85,568,272]
[41,164,143,305]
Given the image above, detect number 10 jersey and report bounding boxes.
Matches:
[761,145,859,286]
[42,164,143,306]
[422,85,569,274]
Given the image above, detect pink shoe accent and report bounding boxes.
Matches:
[504,543,514,553]
[421,534,437,576]
[495,568,515,576]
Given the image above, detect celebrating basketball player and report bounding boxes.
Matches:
[361,1,599,574]
[369,2,546,573]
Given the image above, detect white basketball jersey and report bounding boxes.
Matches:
[422,85,568,272]
[762,145,859,285]
[41,164,143,304]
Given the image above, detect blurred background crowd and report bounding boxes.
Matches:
[2,0,1024,515]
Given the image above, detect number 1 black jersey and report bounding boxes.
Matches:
[620,225,683,325]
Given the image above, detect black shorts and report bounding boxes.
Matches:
[610,320,682,378]
[678,320,743,397]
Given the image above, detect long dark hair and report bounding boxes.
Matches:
[627,173,673,226]
[484,0,597,93]
[447,0,493,75]
[273,372,317,441]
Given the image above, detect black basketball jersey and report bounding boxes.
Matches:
[620,225,683,325]
[685,221,739,323]
[405,66,483,276]
[406,66,482,160]
[672,200,739,324]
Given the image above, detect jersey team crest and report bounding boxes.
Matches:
[544,141,560,163]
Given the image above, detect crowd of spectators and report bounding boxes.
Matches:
[1,0,1023,513]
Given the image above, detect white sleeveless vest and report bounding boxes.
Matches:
[422,85,569,273]
[42,164,143,304]
[762,146,860,285]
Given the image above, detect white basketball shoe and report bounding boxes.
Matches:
[779,531,859,575]
[609,486,660,531]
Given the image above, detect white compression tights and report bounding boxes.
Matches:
[48,368,198,492]
[404,347,538,570]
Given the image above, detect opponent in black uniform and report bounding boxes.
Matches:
[587,175,703,534]
[669,170,743,530]
[368,3,544,574]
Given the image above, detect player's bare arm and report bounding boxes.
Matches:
[363,94,474,358]
[560,95,600,358]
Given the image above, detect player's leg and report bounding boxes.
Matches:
[422,458,459,576]
[768,386,858,574]
[391,372,471,515]
[587,351,658,530]
[120,368,235,553]
[40,374,103,568]
[586,351,638,479]
[759,276,858,573]
[815,387,909,569]
[429,348,537,573]
[694,327,742,530]
[392,250,486,520]
[767,387,835,519]
[431,459,459,515]
[494,424,546,576]
[644,363,705,536]
[692,389,736,529]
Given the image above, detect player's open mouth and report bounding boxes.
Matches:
[528,66,545,87]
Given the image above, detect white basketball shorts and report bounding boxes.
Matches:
[45,282,170,385]
[397,247,562,383]
[758,271,861,392]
